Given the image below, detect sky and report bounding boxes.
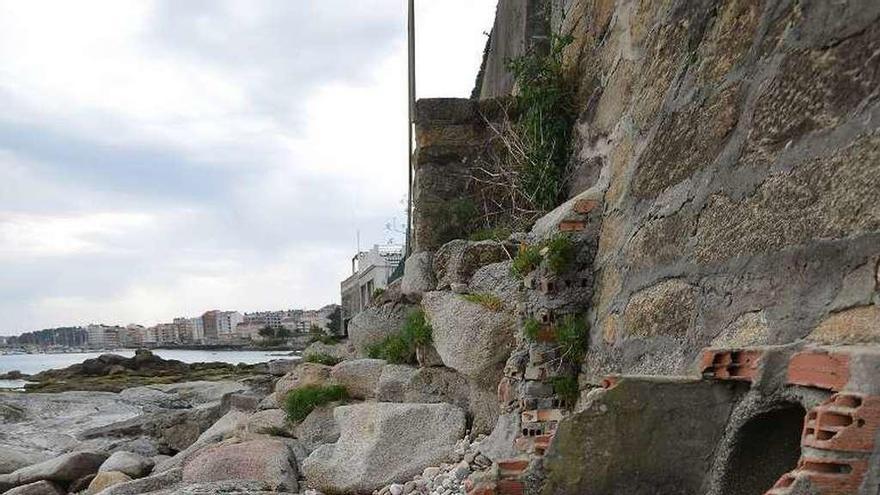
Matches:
[0,0,498,335]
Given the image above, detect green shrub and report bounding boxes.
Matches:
[545,234,576,274]
[552,375,580,406]
[303,353,341,366]
[401,309,432,347]
[285,384,347,423]
[506,34,576,211]
[511,244,542,278]
[556,313,589,362]
[372,287,386,300]
[523,318,541,341]
[367,309,433,365]
[462,293,504,312]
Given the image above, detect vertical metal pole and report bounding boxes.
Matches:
[405,0,416,257]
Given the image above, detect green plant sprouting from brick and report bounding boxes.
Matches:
[511,234,577,278]
[285,384,348,423]
[366,309,433,365]
[555,313,589,363]
[523,317,541,341]
[463,293,504,312]
[552,375,580,407]
[545,234,576,275]
[512,244,543,278]
[506,33,576,212]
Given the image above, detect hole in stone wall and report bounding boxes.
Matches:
[719,402,806,495]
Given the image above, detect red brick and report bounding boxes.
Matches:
[699,349,762,381]
[601,375,620,389]
[497,480,524,495]
[497,377,514,405]
[802,393,880,453]
[558,219,586,232]
[497,459,529,479]
[787,350,850,391]
[765,457,869,495]
[467,482,497,495]
[573,198,599,214]
[535,326,557,343]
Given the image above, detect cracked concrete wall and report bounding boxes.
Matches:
[544,0,880,379]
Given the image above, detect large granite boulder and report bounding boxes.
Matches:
[273,363,333,407]
[88,472,132,493]
[153,410,248,473]
[301,341,357,362]
[90,467,182,495]
[376,365,499,435]
[294,406,340,452]
[2,480,65,495]
[0,448,50,476]
[348,303,415,356]
[330,359,386,399]
[432,240,512,289]
[241,409,290,437]
[182,439,298,492]
[422,290,516,381]
[0,452,107,491]
[98,452,153,478]
[302,402,466,494]
[401,251,436,301]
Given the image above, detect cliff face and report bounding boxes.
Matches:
[478,0,880,378]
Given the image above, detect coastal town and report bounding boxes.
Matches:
[1,243,404,351]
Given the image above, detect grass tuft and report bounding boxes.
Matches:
[523,318,541,341]
[545,234,576,274]
[462,293,504,312]
[285,384,347,423]
[366,309,433,365]
[511,244,543,278]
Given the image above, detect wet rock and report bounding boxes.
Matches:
[302,402,466,494]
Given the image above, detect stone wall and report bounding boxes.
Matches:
[475,0,550,99]
[521,0,880,380]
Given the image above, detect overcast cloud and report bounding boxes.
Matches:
[0,0,497,334]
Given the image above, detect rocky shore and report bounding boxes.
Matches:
[11,350,268,393]
[0,244,524,495]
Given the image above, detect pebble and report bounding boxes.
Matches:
[389,483,404,495]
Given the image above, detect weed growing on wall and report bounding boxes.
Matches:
[512,244,543,278]
[507,34,577,212]
[523,317,541,341]
[546,234,576,274]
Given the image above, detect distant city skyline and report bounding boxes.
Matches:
[0,1,497,334]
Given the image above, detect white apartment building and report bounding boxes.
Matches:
[217,311,244,336]
[340,244,403,332]
[86,324,122,349]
